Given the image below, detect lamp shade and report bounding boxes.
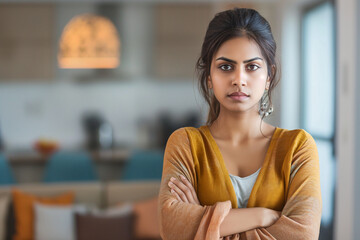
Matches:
[58,14,120,69]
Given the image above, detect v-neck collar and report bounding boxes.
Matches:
[200,125,281,208]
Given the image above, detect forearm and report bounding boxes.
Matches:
[219,207,262,237]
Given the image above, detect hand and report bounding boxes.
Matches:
[167,175,200,205]
[259,208,281,228]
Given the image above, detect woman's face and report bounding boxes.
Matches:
[209,36,270,115]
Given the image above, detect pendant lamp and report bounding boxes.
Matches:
[58,14,120,69]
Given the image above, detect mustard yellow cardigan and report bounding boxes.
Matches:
[158,126,322,240]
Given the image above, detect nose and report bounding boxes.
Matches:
[232,70,247,86]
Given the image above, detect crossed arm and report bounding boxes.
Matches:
[158,129,322,240]
[167,175,281,237]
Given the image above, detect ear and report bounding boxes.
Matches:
[265,79,270,90]
[271,65,276,77]
[207,76,213,89]
[266,65,276,90]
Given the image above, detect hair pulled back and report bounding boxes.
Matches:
[196,8,280,125]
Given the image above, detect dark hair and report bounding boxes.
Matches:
[196,8,280,125]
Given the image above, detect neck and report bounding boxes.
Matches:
[209,107,267,144]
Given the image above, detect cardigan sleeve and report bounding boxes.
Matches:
[240,131,322,240]
[158,128,232,240]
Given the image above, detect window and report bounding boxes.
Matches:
[301,1,336,239]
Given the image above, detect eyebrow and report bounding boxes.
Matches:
[215,57,263,64]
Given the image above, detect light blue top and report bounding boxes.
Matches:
[229,168,261,208]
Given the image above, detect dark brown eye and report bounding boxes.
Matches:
[219,64,233,71]
[247,64,260,71]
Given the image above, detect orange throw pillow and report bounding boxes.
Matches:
[11,188,74,240]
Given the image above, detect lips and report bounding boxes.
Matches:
[229,92,249,97]
[228,91,250,101]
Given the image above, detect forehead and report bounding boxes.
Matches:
[213,37,263,61]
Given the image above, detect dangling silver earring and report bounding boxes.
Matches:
[260,101,267,113]
[259,95,274,117]
[266,106,274,117]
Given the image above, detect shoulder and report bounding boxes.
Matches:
[277,128,316,151]
[167,126,206,143]
[165,126,210,155]
[165,126,200,147]
[167,127,188,141]
[276,128,318,167]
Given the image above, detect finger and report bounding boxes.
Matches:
[179,175,199,205]
[170,177,195,203]
[171,189,182,202]
[168,180,189,203]
[180,175,200,204]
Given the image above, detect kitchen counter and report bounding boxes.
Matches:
[4,148,131,183]
[6,148,130,164]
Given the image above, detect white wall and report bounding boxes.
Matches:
[0,80,205,149]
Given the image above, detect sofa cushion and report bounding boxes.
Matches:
[0,184,97,240]
[75,211,135,240]
[0,181,162,240]
[35,203,75,240]
[12,188,74,240]
[34,203,88,240]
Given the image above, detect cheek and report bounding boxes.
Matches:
[210,73,228,88]
[250,71,268,86]
[255,68,268,78]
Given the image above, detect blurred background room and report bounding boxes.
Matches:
[0,0,358,239]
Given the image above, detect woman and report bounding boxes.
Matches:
[158,8,321,240]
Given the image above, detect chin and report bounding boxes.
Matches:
[221,102,258,114]
[223,106,251,114]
